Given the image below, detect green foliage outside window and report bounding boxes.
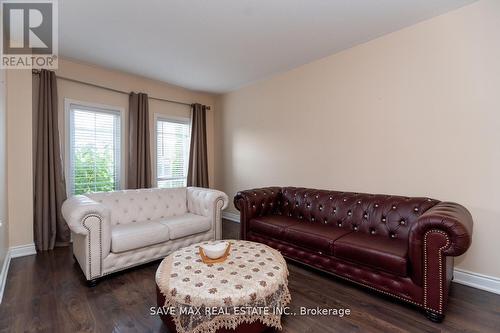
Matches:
[73,145,116,195]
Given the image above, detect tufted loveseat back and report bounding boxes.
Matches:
[87,188,187,226]
[279,187,439,242]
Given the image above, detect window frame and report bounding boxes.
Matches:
[64,98,125,196]
[153,113,191,188]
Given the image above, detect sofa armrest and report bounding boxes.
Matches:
[408,201,473,287]
[234,187,282,239]
[409,201,473,257]
[187,187,229,240]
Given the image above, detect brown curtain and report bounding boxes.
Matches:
[187,103,209,188]
[34,69,70,251]
[128,92,152,189]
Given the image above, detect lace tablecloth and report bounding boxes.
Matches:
[155,240,291,333]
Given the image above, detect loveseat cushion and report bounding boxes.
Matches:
[248,215,301,239]
[159,213,211,239]
[111,221,170,253]
[283,223,353,255]
[334,233,408,277]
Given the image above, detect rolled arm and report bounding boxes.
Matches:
[409,201,473,311]
[61,195,111,235]
[409,201,473,257]
[234,187,282,239]
[187,187,229,240]
[62,195,112,279]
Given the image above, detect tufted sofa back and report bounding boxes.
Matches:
[279,187,439,241]
[87,188,187,226]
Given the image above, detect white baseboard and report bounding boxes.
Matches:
[453,268,500,295]
[0,250,11,304]
[0,243,36,304]
[222,211,240,223]
[9,243,36,258]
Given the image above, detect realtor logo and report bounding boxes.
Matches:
[1,0,58,68]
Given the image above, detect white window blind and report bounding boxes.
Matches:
[68,104,122,195]
[156,118,190,188]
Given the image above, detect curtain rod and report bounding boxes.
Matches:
[31,69,210,110]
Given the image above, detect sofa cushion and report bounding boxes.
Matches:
[159,213,211,239]
[334,233,408,277]
[248,215,301,239]
[111,221,170,253]
[283,223,353,255]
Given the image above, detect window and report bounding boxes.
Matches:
[66,101,122,195]
[156,117,190,188]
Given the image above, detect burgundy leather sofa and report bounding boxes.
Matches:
[234,187,473,322]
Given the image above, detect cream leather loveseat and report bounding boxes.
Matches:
[62,187,228,285]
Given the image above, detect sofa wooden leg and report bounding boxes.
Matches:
[425,310,444,323]
[87,279,98,288]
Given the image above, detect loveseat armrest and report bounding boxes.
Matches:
[62,195,112,280]
[234,187,282,239]
[62,195,111,235]
[187,187,229,240]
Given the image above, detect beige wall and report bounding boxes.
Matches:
[6,70,33,247]
[217,0,500,278]
[0,69,8,267]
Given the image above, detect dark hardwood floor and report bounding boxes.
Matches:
[1,220,499,333]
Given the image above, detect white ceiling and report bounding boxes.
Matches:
[59,0,476,93]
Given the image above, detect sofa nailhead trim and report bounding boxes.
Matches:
[213,196,225,240]
[82,213,103,279]
[423,229,450,314]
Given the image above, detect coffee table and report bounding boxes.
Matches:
[155,240,291,333]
